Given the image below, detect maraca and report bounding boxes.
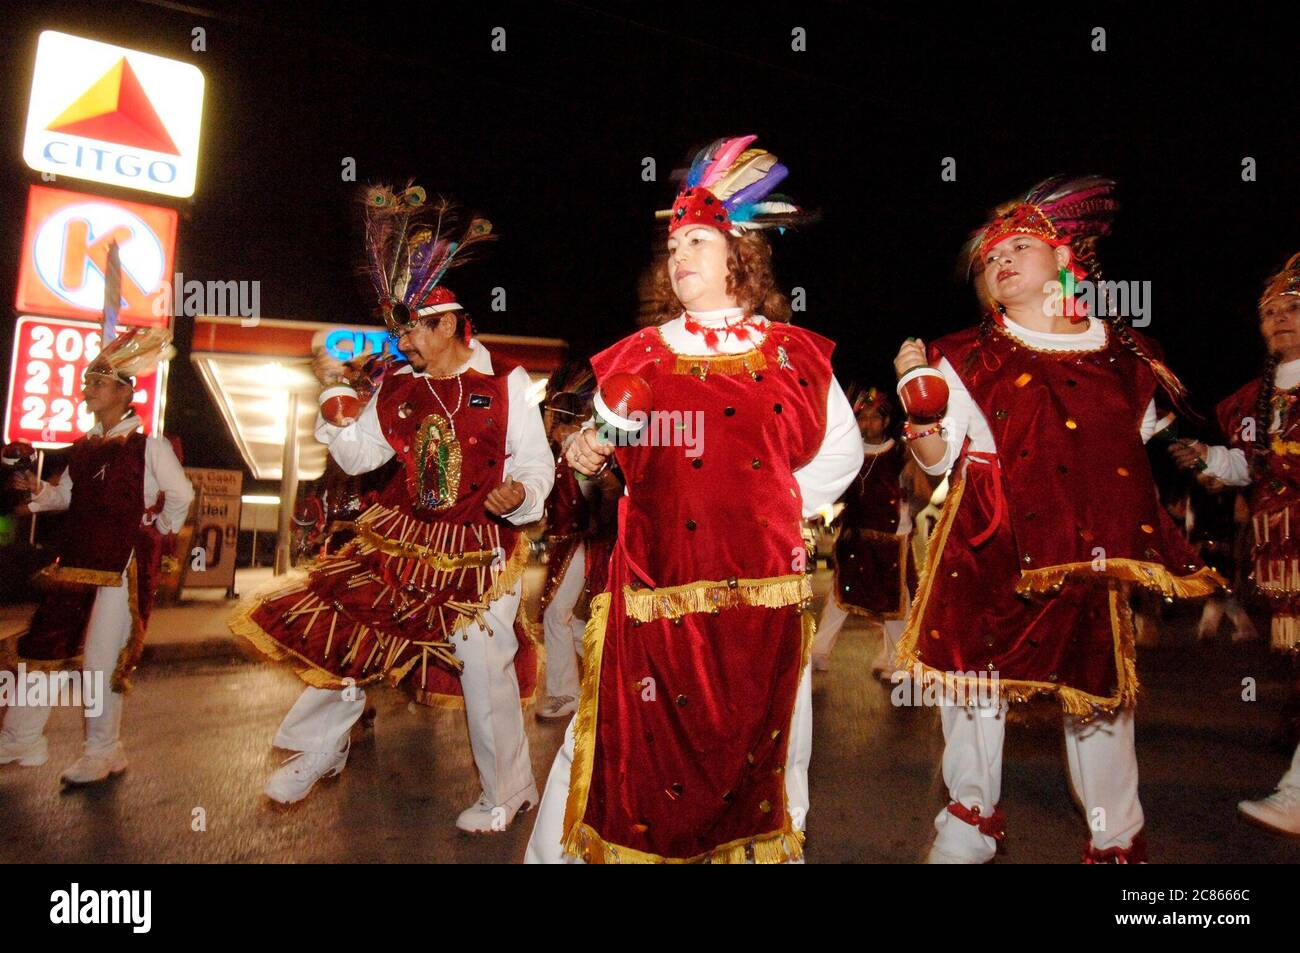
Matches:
[895,344,949,422]
[592,372,653,443]
[1,441,36,475]
[319,384,363,427]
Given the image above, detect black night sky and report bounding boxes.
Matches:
[1,2,1297,493]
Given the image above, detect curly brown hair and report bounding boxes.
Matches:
[642,230,792,326]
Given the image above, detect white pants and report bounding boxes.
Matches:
[273,583,535,806]
[880,618,906,668]
[813,595,909,671]
[525,662,814,863]
[542,543,585,699]
[0,567,133,755]
[812,598,848,661]
[932,703,1144,862]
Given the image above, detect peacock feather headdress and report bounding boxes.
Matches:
[358,182,495,335]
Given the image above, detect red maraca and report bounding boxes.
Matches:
[895,345,949,422]
[319,384,363,427]
[1,441,36,475]
[592,373,653,442]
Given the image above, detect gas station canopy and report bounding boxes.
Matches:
[190,316,567,480]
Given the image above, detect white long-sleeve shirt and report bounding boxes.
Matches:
[913,316,1159,476]
[314,339,553,525]
[28,413,195,534]
[1201,357,1300,488]
[660,308,865,517]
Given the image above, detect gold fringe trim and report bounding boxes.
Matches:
[412,597,545,711]
[561,593,812,863]
[565,822,805,865]
[354,521,498,570]
[540,540,581,612]
[1271,614,1300,653]
[448,535,530,636]
[896,584,1138,717]
[831,535,911,621]
[623,573,811,623]
[228,596,388,692]
[673,350,767,378]
[109,555,148,693]
[34,564,123,588]
[0,649,83,673]
[230,538,536,703]
[561,592,610,855]
[898,477,1138,716]
[1017,560,1225,601]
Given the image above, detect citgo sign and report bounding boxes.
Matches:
[22,31,205,198]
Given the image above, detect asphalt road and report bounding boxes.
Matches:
[1,587,1297,863]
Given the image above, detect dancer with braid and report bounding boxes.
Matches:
[1171,252,1300,836]
[895,176,1224,863]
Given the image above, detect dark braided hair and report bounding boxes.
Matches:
[1251,350,1281,482]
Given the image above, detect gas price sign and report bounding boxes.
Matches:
[4,315,162,449]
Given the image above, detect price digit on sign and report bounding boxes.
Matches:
[25,361,50,394]
[29,325,54,359]
[21,396,46,430]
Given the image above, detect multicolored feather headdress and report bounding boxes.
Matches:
[543,361,596,419]
[1260,252,1300,307]
[660,135,817,236]
[962,175,1118,281]
[358,182,495,335]
[84,326,174,385]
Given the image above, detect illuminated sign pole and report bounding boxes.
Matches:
[11,29,204,556]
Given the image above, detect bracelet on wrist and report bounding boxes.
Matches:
[902,420,945,442]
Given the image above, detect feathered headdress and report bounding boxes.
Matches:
[1260,252,1300,307]
[659,135,818,235]
[961,175,1118,281]
[85,326,174,385]
[358,182,495,335]
[543,361,596,419]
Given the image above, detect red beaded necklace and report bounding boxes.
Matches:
[681,311,766,352]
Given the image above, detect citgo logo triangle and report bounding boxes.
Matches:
[45,57,180,156]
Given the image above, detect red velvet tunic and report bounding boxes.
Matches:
[562,323,832,863]
[7,431,164,691]
[541,455,619,613]
[234,362,539,709]
[899,322,1223,714]
[1217,378,1300,646]
[541,455,589,611]
[832,441,915,619]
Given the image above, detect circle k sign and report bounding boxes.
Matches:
[16,185,177,328]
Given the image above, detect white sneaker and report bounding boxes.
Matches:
[536,695,577,721]
[1238,787,1300,836]
[60,743,128,786]
[264,740,349,805]
[0,733,49,767]
[455,782,540,834]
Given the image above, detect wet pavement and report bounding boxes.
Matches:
[1,572,1297,864]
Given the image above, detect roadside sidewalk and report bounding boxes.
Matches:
[0,567,283,664]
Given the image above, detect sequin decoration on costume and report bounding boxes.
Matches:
[413,413,462,511]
